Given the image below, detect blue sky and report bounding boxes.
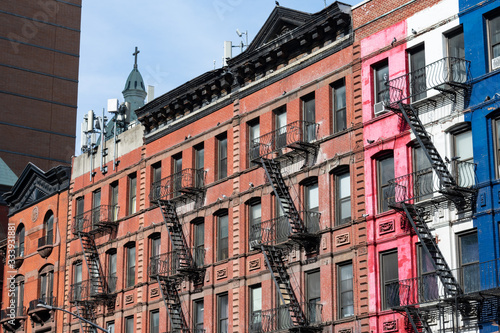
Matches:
[76,0,359,153]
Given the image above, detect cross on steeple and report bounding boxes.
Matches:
[133,46,140,68]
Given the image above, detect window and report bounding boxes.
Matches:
[39,265,54,303]
[377,154,394,213]
[336,170,351,224]
[173,153,183,196]
[110,181,119,221]
[108,250,117,292]
[195,144,204,187]
[150,310,159,333]
[380,250,398,310]
[15,224,24,258]
[274,106,287,150]
[417,245,438,302]
[126,244,136,287]
[92,189,101,226]
[125,316,134,333]
[338,262,354,318]
[194,299,204,331]
[274,195,288,244]
[248,119,260,165]
[73,262,82,301]
[218,134,228,180]
[306,270,321,323]
[302,93,316,142]
[304,180,320,233]
[249,285,262,331]
[495,119,500,178]
[194,221,204,267]
[248,200,261,250]
[218,293,229,333]
[149,235,161,278]
[373,60,389,104]
[43,211,54,246]
[151,162,162,201]
[75,197,84,232]
[217,212,229,261]
[488,12,500,70]
[446,27,464,59]
[14,275,24,311]
[332,80,347,133]
[128,174,137,215]
[454,130,474,187]
[409,45,426,101]
[106,322,115,333]
[458,232,479,293]
[413,146,432,201]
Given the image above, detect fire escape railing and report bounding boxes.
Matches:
[28,296,56,312]
[387,161,476,205]
[249,211,321,248]
[383,57,472,109]
[149,249,205,278]
[249,120,319,161]
[72,205,119,234]
[386,258,500,309]
[150,168,205,202]
[69,277,118,303]
[249,303,323,333]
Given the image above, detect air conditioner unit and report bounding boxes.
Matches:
[374,101,387,116]
[492,56,500,71]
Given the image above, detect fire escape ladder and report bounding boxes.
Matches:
[75,302,97,333]
[405,307,432,333]
[397,103,457,189]
[158,200,194,271]
[401,203,462,296]
[261,245,307,328]
[157,276,189,332]
[261,158,305,236]
[77,232,106,297]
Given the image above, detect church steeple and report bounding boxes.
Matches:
[122,46,147,122]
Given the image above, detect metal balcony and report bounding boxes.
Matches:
[249,212,320,248]
[69,277,117,303]
[0,306,27,328]
[386,258,500,309]
[28,296,56,313]
[386,161,476,207]
[149,248,205,278]
[384,57,472,109]
[150,168,205,202]
[249,303,323,333]
[249,120,319,161]
[72,205,119,235]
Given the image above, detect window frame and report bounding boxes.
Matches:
[445,26,464,59]
[306,270,321,324]
[337,261,354,318]
[457,231,479,293]
[380,249,398,310]
[248,199,262,250]
[217,133,228,180]
[335,169,351,225]
[110,181,119,221]
[274,106,287,150]
[128,173,137,215]
[302,93,316,142]
[126,243,136,288]
[217,293,229,333]
[107,249,117,292]
[248,118,260,166]
[193,298,204,331]
[377,154,395,213]
[332,79,347,133]
[125,316,134,333]
[373,60,389,105]
[217,211,229,261]
[487,10,500,71]
[249,284,262,331]
[408,44,427,102]
[150,310,159,333]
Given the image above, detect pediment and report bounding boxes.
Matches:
[246,6,312,53]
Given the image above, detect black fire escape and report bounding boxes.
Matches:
[70,205,119,333]
[383,57,478,332]
[249,120,323,332]
[149,168,205,333]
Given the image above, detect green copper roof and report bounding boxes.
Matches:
[0,157,17,186]
[123,67,146,93]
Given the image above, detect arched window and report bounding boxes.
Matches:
[44,211,54,245]
[39,264,54,304]
[15,224,24,257]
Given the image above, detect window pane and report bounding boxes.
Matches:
[152,238,161,258]
[460,233,478,264]
[491,15,500,45]
[251,286,262,312]
[196,146,204,170]
[195,300,204,329]
[306,183,319,211]
[218,214,229,260]
[380,157,394,185]
[375,62,389,103]
[127,246,136,287]
[448,30,464,59]
[150,311,159,333]
[455,131,473,161]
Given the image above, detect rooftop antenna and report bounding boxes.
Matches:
[108,98,128,171]
[236,29,249,52]
[80,109,107,180]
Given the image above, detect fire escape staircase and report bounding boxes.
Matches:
[152,199,205,332]
[384,57,475,332]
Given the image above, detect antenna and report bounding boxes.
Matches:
[80,108,108,180]
[107,99,129,170]
[235,29,249,52]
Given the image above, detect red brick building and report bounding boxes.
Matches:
[65,3,369,333]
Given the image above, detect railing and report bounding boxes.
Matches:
[249,212,320,247]
[72,205,119,235]
[249,303,323,333]
[387,259,500,308]
[249,121,319,161]
[383,57,471,108]
[0,306,26,320]
[149,248,205,277]
[70,277,116,302]
[37,235,53,248]
[386,161,476,205]
[150,168,205,202]
[28,296,56,312]
[13,246,24,258]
